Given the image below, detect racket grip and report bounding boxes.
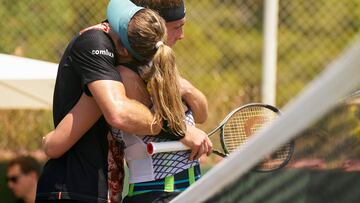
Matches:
[147,141,190,155]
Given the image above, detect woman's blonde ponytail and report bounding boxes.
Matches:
[148,44,186,137]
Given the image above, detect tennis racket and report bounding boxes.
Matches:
[147,103,295,172]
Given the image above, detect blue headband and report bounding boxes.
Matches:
[107,0,144,61]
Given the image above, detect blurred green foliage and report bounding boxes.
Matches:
[0,0,107,62]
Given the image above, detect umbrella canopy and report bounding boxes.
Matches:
[0,54,58,109]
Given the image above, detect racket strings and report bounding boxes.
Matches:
[223,106,277,153]
[222,105,292,171]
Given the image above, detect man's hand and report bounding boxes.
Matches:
[180,125,212,161]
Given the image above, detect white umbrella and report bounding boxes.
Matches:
[0,53,58,109]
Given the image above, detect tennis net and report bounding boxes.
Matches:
[170,36,360,203]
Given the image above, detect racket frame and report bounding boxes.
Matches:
[216,103,294,172]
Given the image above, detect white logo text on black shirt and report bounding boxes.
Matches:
[91,49,114,58]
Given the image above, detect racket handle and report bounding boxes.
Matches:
[147,141,190,155]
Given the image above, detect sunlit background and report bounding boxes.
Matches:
[1,0,360,202]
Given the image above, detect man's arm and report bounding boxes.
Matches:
[43,78,160,158]
[88,80,162,136]
[43,80,162,158]
[179,77,208,123]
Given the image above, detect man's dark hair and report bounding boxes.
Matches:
[7,155,42,176]
[131,0,183,11]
